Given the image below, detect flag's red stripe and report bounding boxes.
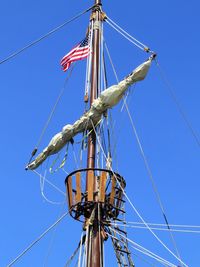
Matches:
[62,53,89,72]
[62,55,89,72]
[61,46,89,64]
[61,44,80,61]
[61,45,89,61]
[61,49,89,66]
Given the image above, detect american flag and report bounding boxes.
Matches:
[61,35,90,72]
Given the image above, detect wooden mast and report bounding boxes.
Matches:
[65,1,129,265]
[86,0,103,266]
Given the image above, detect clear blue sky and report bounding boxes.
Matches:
[1,0,200,266]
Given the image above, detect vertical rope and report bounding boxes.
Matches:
[78,232,84,267]
[85,20,94,102]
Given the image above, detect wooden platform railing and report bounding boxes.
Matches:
[65,168,126,221]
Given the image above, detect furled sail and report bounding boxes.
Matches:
[27,56,153,170]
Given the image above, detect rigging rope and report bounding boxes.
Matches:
[39,169,65,205]
[113,221,200,229]
[123,100,183,265]
[78,232,84,267]
[131,251,157,267]
[110,223,200,234]
[65,237,82,267]
[107,229,176,267]
[33,170,66,196]
[43,202,66,266]
[131,246,174,267]
[105,17,153,54]
[103,39,183,266]
[7,210,70,267]
[106,20,145,52]
[155,59,200,149]
[106,16,150,51]
[0,5,96,66]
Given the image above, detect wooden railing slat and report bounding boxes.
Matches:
[99,172,107,202]
[75,172,82,203]
[109,175,116,205]
[87,170,94,201]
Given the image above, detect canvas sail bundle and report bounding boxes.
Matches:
[27,57,152,170]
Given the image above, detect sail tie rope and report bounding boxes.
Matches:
[7,210,70,267]
[49,143,69,173]
[0,5,97,66]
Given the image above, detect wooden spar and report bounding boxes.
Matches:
[86,0,103,266]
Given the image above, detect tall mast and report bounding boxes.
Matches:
[65,1,130,266]
[86,0,103,266]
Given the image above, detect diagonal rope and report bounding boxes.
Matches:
[105,20,145,52]
[7,210,70,267]
[123,100,183,265]
[43,202,66,266]
[112,221,200,229]
[65,233,83,267]
[131,246,173,267]
[110,222,200,234]
[107,229,176,267]
[109,227,176,267]
[106,16,150,50]
[131,251,157,267]
[155,59,200,148]
[0,5,96,66]
[33,170,66,196]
